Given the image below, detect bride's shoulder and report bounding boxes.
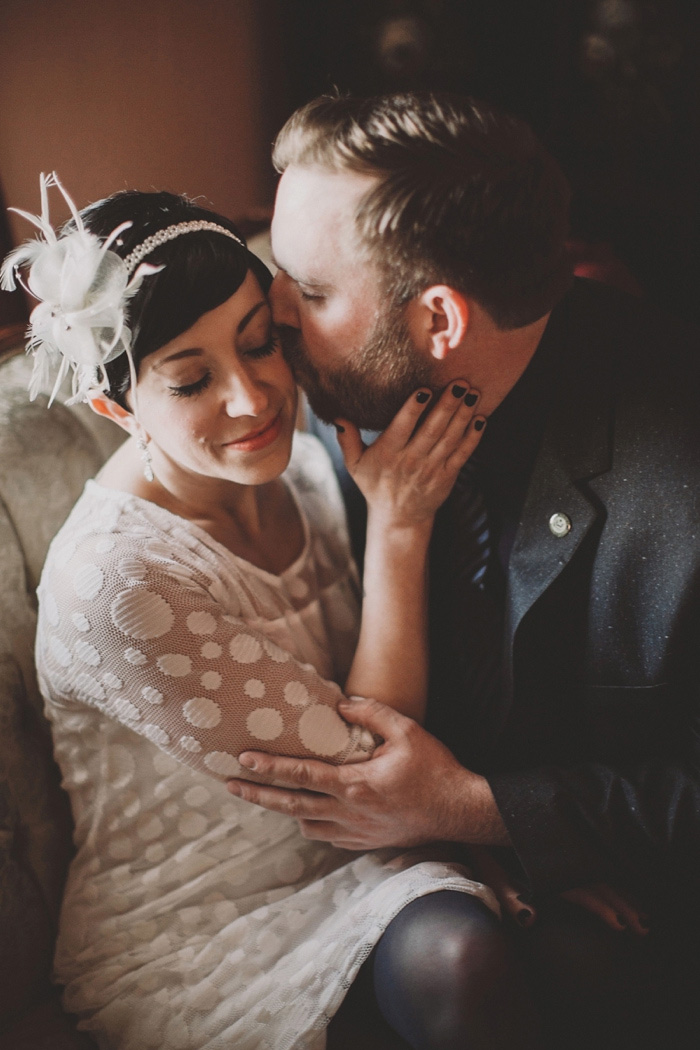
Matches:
[42,480,163,579]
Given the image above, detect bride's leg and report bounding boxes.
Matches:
[326,949,411,1050]
[371,891,540,1050]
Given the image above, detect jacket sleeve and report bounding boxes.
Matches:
[488,744,700,895]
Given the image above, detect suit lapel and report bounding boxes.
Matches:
[503,283,616,698]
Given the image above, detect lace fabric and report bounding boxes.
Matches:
[38,476,373,782]
[36,431,495,1050]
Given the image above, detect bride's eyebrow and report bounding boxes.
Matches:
[153,302,269,368]
[237,300,268,333]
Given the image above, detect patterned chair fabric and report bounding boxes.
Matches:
[0,332,123,1046]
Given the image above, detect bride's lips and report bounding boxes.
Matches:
[223,411,283,452]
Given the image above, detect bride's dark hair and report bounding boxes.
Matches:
[76,190,272,407]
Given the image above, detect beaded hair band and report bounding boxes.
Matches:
[123,221,245,275]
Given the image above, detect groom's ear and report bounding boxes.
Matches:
[406,285,469,361]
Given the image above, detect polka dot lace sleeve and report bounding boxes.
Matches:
[37,504,375,784]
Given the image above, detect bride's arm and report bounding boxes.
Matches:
[37,531,376,784]
[340,382,484,723]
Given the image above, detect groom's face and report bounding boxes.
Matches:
[270,166,432,430]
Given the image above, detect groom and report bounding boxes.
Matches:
[228,92,700,1045]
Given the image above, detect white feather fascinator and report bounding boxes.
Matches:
[0,173,160,404]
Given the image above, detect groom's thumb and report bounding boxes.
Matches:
[338,695,410,739]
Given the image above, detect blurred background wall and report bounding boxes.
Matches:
[0,0,287,326]
[1,0,698,328]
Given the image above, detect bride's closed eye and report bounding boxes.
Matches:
[243,335,279,360]
[169,372,213,398]
[167,335,280,397]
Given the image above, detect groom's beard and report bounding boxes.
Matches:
[278,305,433,431]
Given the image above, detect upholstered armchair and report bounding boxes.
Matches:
[0,324,123,1048]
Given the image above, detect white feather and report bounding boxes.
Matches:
[1,240,43,290]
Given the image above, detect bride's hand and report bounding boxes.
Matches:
[560,884,650,936]
[471,849,649,937]
[334,381,485,530]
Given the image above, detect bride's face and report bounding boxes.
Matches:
[133,271,298,488]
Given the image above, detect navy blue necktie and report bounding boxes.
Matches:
[428,462,503,764]
[450,462,491,591]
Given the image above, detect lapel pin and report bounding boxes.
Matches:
[549,512,572,537]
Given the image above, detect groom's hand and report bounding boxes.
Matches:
[226,697,509,851]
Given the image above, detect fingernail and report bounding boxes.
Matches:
[451,384,467,398]
[517,908,533,927]
[238,754,256,769]
[474,418,486,431]
[464,391,478,406]
[616,915,628,929]
[333,423,345,433]
[516,894,531,904]
[416,391,430,404]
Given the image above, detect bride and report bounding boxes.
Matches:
[3,175,495,1050]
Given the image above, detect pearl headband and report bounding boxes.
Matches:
[123,221,245,275]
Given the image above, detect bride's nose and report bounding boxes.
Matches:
[223,369,271,418]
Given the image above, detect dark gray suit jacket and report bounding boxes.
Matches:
[460,280,700,914]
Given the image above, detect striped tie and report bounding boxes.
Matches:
[449,462,491,591]
[427,461,502,764]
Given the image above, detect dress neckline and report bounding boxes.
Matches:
[85,475,312,586]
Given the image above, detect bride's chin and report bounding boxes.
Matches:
[223,434,295,485]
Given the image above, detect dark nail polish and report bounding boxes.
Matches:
[517,908,533,927]
[616,915,628,929]
[474,418,485,431]
[416,391,430,404]
[451,384,467,398]
[464,392,478,406]
[333,423,345,433]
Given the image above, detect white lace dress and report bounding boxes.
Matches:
[36,432,495,1050]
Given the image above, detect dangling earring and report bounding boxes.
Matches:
[136,436,154,482]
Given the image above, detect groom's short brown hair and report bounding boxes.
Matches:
[273,92,572,330]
